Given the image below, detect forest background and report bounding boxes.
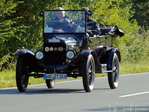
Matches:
[0,0,149,72]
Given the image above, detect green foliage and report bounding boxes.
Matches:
[113,27,149,62]
[128,0,149,29]
[0,0,149,70]
[0,0,18,70]
[0,0,149,88]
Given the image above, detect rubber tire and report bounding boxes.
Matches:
[108,53,119,89]
[46,79,56,88]
[16,56,29,92]
[82,54,95,92]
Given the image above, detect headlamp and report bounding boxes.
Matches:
[66,50,75,60]
[35,51,44,60]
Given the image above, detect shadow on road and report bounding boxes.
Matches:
[0,87,110,95]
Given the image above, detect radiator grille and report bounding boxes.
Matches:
[44,43,66,65]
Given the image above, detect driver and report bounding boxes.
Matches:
[47,7,76,33]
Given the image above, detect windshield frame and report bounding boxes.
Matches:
[43,10,87,34]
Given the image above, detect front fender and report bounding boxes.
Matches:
[107,48,121,70]
[70,49,91,64]
[16,49,44,72]
[70,49,97,65]
[16,49,34,56]
[80,49,91,56]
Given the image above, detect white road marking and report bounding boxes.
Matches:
[120,91,149,98]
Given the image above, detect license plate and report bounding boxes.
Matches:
[44,73,67,79]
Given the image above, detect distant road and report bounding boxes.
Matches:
[0,72,149,112]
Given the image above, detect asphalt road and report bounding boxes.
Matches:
[0,72,149,112]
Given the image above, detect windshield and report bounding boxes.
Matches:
[44,10,86,33]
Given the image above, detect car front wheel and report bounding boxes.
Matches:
[82,54,95,92]
[16,56,29,92]
[46,79,56,88]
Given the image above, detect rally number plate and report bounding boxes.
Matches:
[44,74,67,79]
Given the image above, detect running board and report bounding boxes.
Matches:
[100,64,114,73]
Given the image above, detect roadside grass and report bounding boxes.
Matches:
[120,60,149,75]
[0,60,149,88]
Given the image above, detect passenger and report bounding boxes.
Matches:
[80,7,124,37]
[80,7,101,36]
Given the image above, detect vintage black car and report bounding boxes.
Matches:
[16,10,123,92]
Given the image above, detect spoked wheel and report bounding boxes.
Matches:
[108,53,119,89]
[46,79,56,88]
[82,54,95,92]
[16,56,29,92]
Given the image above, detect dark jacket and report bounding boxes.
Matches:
[87,17,101,36]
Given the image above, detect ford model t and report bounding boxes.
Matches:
[16,10,123,92]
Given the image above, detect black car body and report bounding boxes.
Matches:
[16,10,122,92]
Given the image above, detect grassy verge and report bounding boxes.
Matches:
[0,60,149,88]
[120,60,149,74]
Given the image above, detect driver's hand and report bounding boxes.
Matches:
[87,29,92,33]
[57,28,64,33]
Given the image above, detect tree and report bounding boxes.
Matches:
[0,0,18,70]
[129,0,149,29]
[1,0,148,70]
